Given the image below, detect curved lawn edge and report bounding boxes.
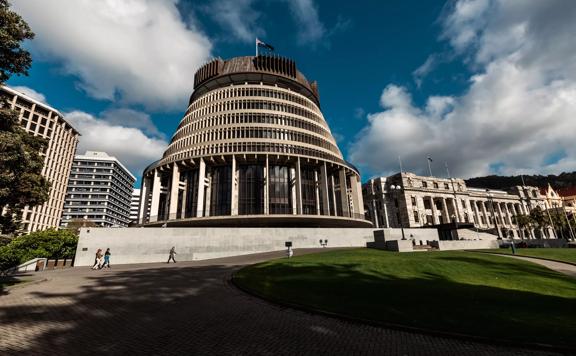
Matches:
[231,263,573,354]
[469,250,576,267]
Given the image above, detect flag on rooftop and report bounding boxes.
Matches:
[256,38,274,51]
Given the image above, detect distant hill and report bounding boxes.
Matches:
[464,172,576,191]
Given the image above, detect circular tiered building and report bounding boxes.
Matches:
[138,55,370,227]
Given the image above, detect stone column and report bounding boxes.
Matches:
[350,174,363,218]
[149,169,162,222]
[441,198,449,224]
[314,170,321,215]
[430,197,439,225]
[330,175,338,216]
[231,155,238,216]
[472,201,481,226]
[168,163,180,219]
[264,155,269,215]
[339,168,350,217]
[295,157,303,215]
[319,162,330,215]
[138,176,150,222]
[450,198,458,223]
[480,201,490,228]
[196,158,206,217]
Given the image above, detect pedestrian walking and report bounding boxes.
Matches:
[101,248,111,268]
[92,249,103,270]
[167,246,177,263]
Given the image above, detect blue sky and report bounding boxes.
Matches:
[8,0,576,186]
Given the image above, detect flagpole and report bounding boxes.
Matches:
[255,38,258,57]
[445,162,450,178]
[427,157,433,177]
[398,156,403,174]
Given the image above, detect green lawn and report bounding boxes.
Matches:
[235,249,576,349]
[483,248,576,264]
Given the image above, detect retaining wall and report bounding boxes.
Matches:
[74,227,376,266]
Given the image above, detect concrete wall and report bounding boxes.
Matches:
[384,240,413,252]
[457,229,499,240]
[75,227,376,266]
[430,240,499,250]
[374,228,439,243]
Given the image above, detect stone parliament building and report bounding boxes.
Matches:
[138,55,369,228]
[363,172,557,239]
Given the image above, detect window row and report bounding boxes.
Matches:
[163,142,343,166]
[187,85,318,116]
[167,127,339,157]
[182,98,325,128]
[175,112,330,141]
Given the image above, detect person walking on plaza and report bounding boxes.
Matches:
[101,248,111,268]
[167,246,177,263]
[92,249,103,270]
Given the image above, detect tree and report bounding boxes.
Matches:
[65,218,98,235]
[0,229,78,271]
[0,0,35,84]
[0,107,50,234]
[0,1,48,235]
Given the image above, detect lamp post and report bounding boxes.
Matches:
[390,184,405,240]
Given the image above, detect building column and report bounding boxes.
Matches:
[350,174,363,218]
[264,155,269,215]
[330,175,338,216]
[450,198,458,223]
[196,158,206,217]
[339,168,350,218]
[319,162,330,215]
[314,170,321,215]
[441,198,449,224]
[149,169,162,222]
[430,197,439,225]
[138,175,150,222]
[231,155,238,216]
[472,201,481,227]
[168,163,180,219]
[295,157,303,215]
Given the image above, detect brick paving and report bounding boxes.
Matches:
[0,249,563,355]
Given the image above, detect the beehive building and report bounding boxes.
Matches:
[138,55,370,227]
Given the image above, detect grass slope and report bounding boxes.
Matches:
[235,249,576,348]
[483,248,576,264]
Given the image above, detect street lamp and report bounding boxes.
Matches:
[390,184,406,240]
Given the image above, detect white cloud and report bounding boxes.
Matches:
[13,0,212,110]
[285,0,326,45]
[350,0,576,179]
[11,86,47,104]
[100,108,164,138]
[205,0,264,43]
[65,110,168,178]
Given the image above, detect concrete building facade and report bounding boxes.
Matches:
[139,55,369,228]
[363,172,555,239]
[129,189,141,222]
[1,85,79,233]
[61,151,135,228]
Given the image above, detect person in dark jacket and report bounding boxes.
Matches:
[167,246,177,263]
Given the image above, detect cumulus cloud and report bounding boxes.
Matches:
[285,0,326,44]
[205,0,264,43]
[65,110,169,178]
[11,86,47,104]
[349,0,576,179]
[13,0,212,110]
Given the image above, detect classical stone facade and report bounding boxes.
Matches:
[139,56,369,228]
[1,85,79,233]
[61,151,135,227]
[363,172,556,239]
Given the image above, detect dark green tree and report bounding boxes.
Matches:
[0,0,47,234]
[0,0,35,83]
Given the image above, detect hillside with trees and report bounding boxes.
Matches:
[465,172,576,190]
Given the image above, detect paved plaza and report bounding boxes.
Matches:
[0,249,564,355]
